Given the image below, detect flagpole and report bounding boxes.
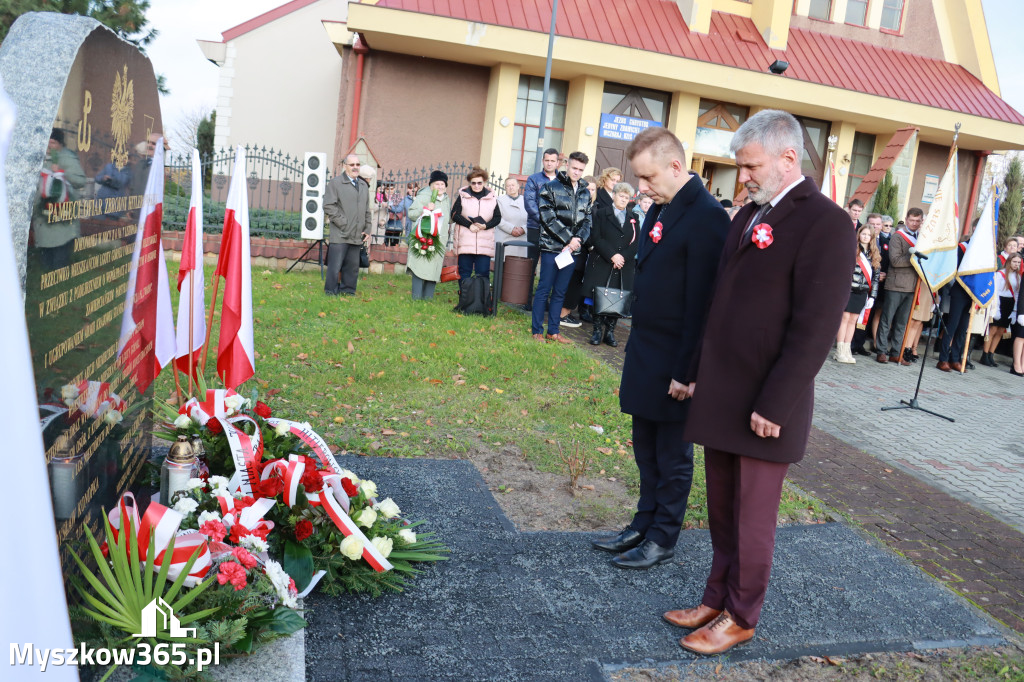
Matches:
[201,275,221,376]
[188,275,195,397]
[172,361,183,405]
[960,305,976,372]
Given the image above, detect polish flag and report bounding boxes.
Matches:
[117,137,176,393]
[175,148,206,381]
[214,146,255,389]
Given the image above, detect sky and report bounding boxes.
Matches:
[148,0,1024,146]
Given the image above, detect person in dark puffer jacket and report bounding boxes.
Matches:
[531,151,593,343]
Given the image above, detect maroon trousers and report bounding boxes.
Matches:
[701,448,789,630]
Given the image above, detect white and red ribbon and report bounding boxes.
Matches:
[180,388,240,425]
[265,418,344,476]
[107,493,212,586]
[218,415,262,497]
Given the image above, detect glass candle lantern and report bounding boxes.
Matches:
[160,435,196,506]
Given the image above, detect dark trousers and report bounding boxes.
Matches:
[703,448,789,630]
[563,252,587,312]
[324,242,360,295]
[526,226,540,261]
[532,251,575,334]
[939,288,971,362]
[457,254,491,281]
[628,417,694,548]
[876,289,912,356]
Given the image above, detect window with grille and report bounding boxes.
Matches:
[844,132,877,205]
[808,0,832,20]
[880,0,905,32]
[510,75,568,176]
[845,0,868,25]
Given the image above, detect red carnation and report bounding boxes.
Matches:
[231,547,259,569]
[255,401,272,418]
[427,238,434,245]
[294,519,313,542]
[217,561,247,591]
[206,419,223,434]
[199,519,228,543]
[341,477,359,497]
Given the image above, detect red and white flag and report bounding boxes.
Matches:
[214,146,255,389]
[117,137,176,393]
[175,148,206,381]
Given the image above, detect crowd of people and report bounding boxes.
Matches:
[829,196,1024,376]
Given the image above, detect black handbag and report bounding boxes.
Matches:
[594,270,631,317]
[359,243,370,268]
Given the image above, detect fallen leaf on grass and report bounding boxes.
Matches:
[520,409,528,416]
[401,353,409,362]
[382,429,397,436]
[607,477,617,482]
[597,447,613,454]
[328,444,341,454]
[272,283,283,289]
[478,385,489,391]
[447,330,456,335]
[307,411,320,417]
[580,485,595,491]
[494,388,504,394]
[429,379,443,385]
[267,389,282,397]
[333,416,345,424]
[289,373,302,379]
[318,312,326,318]
[347,341,355,353]
[429,342,437,348]
[369,441,382,451]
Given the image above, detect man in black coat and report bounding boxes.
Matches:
[667,110,854,655]
[591,127,729,569]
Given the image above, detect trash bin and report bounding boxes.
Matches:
[500,255,533,305]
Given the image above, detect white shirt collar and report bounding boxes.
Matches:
[767,175,805,208]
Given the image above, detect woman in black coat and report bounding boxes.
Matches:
[582,182,639,346]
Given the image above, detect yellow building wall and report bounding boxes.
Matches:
[562,75,603,174]
[479,63,520,177]
[831,121,859,203]
[669,92,701,167]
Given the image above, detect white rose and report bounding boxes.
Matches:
[339,535,363,561]
[375,498,401,519]
[359,479,378,498]
[370,536,393,559]
[208,475,230,489]
[355,508,377,528]
[174,414,192,429]
[338,469,361,486]
[173,498,199,515]
[398,529,417,545]
[224,394,244,411]
[103,409,123,425]
[186,478,206,490]
[197,510,221,525]
[274,422,291,437]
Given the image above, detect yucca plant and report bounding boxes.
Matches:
[70,509,218,680]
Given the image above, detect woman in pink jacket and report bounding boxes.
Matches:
[451,167,502,281]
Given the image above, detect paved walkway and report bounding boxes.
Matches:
[305,457,1000,681]
[565,321,1024,636]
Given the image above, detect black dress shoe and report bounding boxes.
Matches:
[592,528,643,553]
[853,346,872,357]
[611,539,674,569]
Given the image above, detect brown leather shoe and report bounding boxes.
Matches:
[546,333,572,344]
[532,333,547,342]
[888,355,900,363]
[663,604,722,629]
[949,361,963,372]
[679,611,755,655]
[876,354,889,364]
[936,361,951,372]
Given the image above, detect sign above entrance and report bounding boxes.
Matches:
[599,113,662,141]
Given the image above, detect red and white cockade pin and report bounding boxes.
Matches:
[752,223,773,249]
[650,221,663,244]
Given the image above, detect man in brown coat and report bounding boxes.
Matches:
[663,110,854,654]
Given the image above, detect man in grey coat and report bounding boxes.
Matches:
[323,154,373,295]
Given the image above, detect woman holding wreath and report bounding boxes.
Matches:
[406,170,451,300]
[582,182,638,347]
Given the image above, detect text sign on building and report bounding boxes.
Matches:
[599,114,662,141]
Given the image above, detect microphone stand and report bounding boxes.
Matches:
[881,251,955,422]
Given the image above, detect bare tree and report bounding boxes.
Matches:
[167,105,212,154]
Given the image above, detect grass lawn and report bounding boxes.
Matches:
[157,269,824,528]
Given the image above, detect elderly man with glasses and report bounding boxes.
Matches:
[323,154,373,295]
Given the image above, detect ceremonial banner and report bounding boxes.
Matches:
[911,150,960,291]
[957,189,998,306]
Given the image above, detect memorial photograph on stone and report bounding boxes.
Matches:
[10,19,164,575]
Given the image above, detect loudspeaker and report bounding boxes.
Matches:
[300,152,327,240]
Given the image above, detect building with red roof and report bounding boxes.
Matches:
[203,0,1024,225]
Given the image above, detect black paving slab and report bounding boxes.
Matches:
[304,456,1003,681]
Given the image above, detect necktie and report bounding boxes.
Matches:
[741,203,771,245]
